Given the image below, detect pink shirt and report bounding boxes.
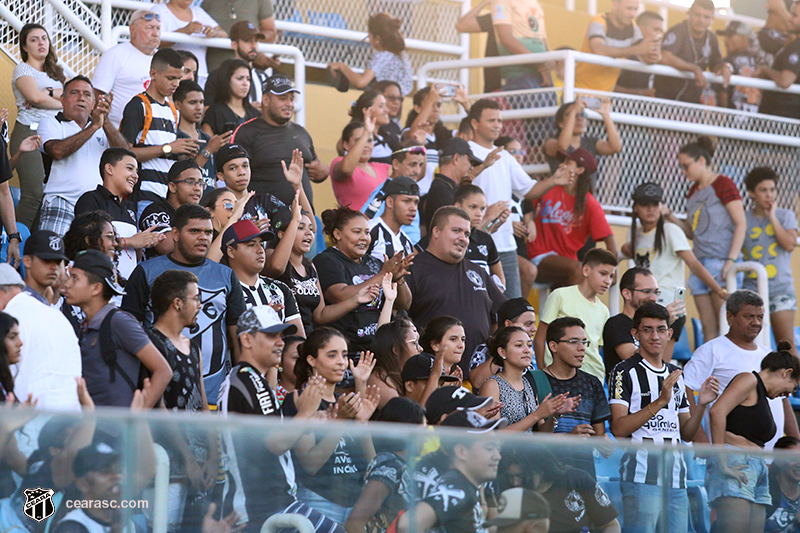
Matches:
[330,156,391,210]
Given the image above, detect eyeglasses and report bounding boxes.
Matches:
[639,326,669,335]
[392,146,426,156]
[633,288,662,296]
[181,294,202,303]
[222,201,235,212]
[135,12,161,22]
[174,178,207,189]
[508,149,527,157]
[385,95,403,102]
[557,339,591,347]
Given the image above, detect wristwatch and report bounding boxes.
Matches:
[201,149,212,159]
[162,144,173,155]
[7,233,20,242]
[47,88,53,97]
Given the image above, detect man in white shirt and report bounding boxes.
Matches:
[468,98,572,298]
[92,9,161,128]
[38,76,129,236]
[683,289,800,449]
[0,264,80,410]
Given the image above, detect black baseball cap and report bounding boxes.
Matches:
[73,441,121,477]
[439,410,508,432]
[425,386,492,425]
[167,158,201,183]
[23,230,68,261]
[716,21,754,39]
[632,182,664,204]
[497,298,536,325]
[401,353,460,383]
[440,137,482,165]
[264,75,300,95]
[215,144,249,173]
[484,489,551,527]
[72,249,126,295]
[381,176,420,198]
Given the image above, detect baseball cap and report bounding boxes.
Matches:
[632,182,664,204]
[72,250,126,296]
[23,230,68,261]
[264,75,300,96]
[167,158,201,183]
[0,264,24,288]
[484,488,551,527]
[558,148,598,175]
[215,144,250,173]
[237,306,297,337]
[401,353,460,383]
[716,21,754,39]
[73,441,121,478]
[497,298,536,325]
[230,20,266,42]
[381,176,420,198]
[440,137,482,165]
[221,219,275,257]
[439,410,508,432]
[425,386,492,425]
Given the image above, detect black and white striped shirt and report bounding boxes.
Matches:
[609,354,690,489]
[239,276,301,324]
[367,217,415,261]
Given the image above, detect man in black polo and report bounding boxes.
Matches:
[407,206,506,372]
[422,138,479,230]
[21,230,68,305]
[757,1,800,119]
[230,75,328,208]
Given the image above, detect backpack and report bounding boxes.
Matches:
[98,308,138,392]
[523,368,552,404]
[136,93,179,145]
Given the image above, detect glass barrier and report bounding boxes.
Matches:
[0,407,797,533]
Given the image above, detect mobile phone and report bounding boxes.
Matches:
[674,287,687,317]
[222,122,238,134]
[439,85,457,98]
[583,96,602,110]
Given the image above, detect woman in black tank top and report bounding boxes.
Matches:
[706,342,800,533]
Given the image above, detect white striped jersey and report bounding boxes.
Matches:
[367,217,415,261]
[609,354,690,489]
[239,276,301,324]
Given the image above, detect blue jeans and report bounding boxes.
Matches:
[620,482,689,533]
[295,485,352,525]
[498,250,522,299]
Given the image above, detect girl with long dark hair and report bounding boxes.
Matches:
[419,315,467,385]
[349,90,398,164]
[201,58,259,135]
[367,317,421,408]
[331,118,392,210]
[0,313,21,402]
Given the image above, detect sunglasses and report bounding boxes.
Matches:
[384,95,403,102]
[137,12,161,21]
[392,146,426,156]
[508,149,527,157]
[223,201,235,212]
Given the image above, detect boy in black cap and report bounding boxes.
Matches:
[64,250,171,408]
[400,353,459,405]
[423,137,482,230]
[366,176,419,261]
[139,159,205,258]
[22,230,68,305]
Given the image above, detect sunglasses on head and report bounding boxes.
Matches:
[137,12,161,22]
[392,146,426,156]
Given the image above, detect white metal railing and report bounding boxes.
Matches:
[567,0,766,28]
[718,262,772,347]
[152,444,170,533]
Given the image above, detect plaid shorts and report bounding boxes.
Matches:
[38,195,75,237]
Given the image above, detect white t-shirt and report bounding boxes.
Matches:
[683,335,784,450]
[151,3,218,84]
[38,114,105,204]
[469,143,535,252]
[7,291,81,411]
[12,63,62,126]
[630,221,691,306]
[92,42,154,128]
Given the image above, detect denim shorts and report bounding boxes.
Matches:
[769,292,798,313]
[687,257,744,296]
[705,449,771,506]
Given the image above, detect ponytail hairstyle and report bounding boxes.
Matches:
[371,318,416,395]
[488,326,527,367]
[320,205,367,243]
[761,341,800,378]
[630,201,667,259]
[679,136,716,167]
[0,313,18,398]
[419,316,463,354]
[19,24,66,84]
[341,120,366,145]
[349,90,382,122]
[294,327,347,389]
[573,170,594,218]
[368,13,405,55]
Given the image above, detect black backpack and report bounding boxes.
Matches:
[98,308,139,392]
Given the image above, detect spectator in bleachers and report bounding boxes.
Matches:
[534,248,616,385]
[178,49,199,82]
[574,0,660,91]
[623,182,720,360]
[489,0,550,90]
[0,312,20,404]
[765,436,800,532]
[609,302,719,533]
[363,318,425,410]
[328,13,414,96]
[63,211,118,264]
[759,0,793,57]
[374,81,404,144]
[707,341,800,533]
[12,24,66,230]
[201,59,260,135]
[349,90,398,165]
[93,9,161,128]
[615,11,664,97]
[0,114,24,268]
[231,74,326,209]
[452,184,507,288]
[366,176,419,261]
[205,21,270,111]
[21,230,67,305]
[655,0,732,105]
[422,138,481,231]
[202,0,278,72]
[544,98,622,173]
[456,0,502,93]
[331,118,392,211]
[662,137,745,341]
[742,167,797,355]
[715,22,767,112]
[756,1,800,119]
[418,316,467,385]
[38,76,129,237]
[151,0,226,88]
[683,290,799,448]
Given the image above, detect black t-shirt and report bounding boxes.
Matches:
[423,469,487,533]
[410,449,450,501]
[176,128,216,192]
[720,52,763,113]
[230,117,316,208]
[654,21,723,103]
[74,185,137,225]
[312,247,384,353]
[760,39,800,118]
[139,199,175,259]
[616,62,652,91]
[363,451,409,532]
[407,251,506,371]
[417,230,499,277]
[0,124,12,185]
[279,259,321,334]
[371,129,401,165]
[146,326,204,413]
[201,103,260,136]
[543,468,619,533]
[602,313,636,383]
[282,392,369,506]
[422,174,458,229]
[241,192,291,232]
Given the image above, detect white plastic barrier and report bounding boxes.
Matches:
[261,514,315,533]
[718,262,772,347]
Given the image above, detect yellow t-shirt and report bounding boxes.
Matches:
[492,0,548,79]
[540,284,609,384]
[575,13,643,91]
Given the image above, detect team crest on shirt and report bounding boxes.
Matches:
[477,244,488,257]
[430,483,466,512]
[466,270,485,291]
[663,32,676,46]
[595,485,611,507]
[564,490,586,521]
